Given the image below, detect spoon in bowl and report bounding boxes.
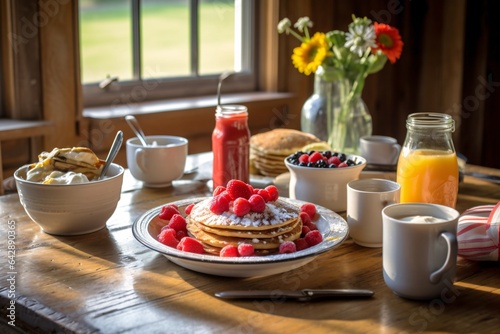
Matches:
[99,130,123,180]
[125,115,148,146]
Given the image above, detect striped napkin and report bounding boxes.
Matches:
[457,202,500,261]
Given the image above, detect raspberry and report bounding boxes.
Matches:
[294,238,309,251]
[248,194,266,213]
[279,241,297,254]
[301,225,311,237]
[300,203,317,219]
[304,220,318,231]
[176,230,187,240]
[298,154,309,164]
[247,184,255,195]
[176,237,205,254]
[305,230,323,246]
[338,162,349,168]
[213,186,226,197]
[209,194,230,214]
[168,214,187,232]
[233,198,251,216]
[299,211,311,225]
[220,244,239,257]
[328,156,341,166]
[159,204,180,220]
[237,243,255,256]
[257,189,271,202]
[226,179,252,200]
[184,203,195,215]
[309,151,324,163]
[157,228,179,248]
[265,185,279,201]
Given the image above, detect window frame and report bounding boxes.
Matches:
[80,0,257,108]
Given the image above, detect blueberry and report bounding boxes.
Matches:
[328,164,337,168]
[323,150,332,158]
[299,162,307,167]
[338,153,347,162]
[307,162,315,168]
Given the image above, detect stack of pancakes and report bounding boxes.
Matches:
[186,198,302,255]
[250,129,322,177]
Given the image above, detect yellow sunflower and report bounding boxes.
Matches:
[291,32,331,75]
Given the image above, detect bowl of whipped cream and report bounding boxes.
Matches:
[14,147,124,235]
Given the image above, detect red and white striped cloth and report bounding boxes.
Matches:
[457,202,500,261]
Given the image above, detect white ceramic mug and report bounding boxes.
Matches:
[360,135,401,165]
[347,178,400,247]
[382,203,460,300]
[126,135,188,187]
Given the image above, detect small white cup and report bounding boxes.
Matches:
[347,178,400,247]
[359,135,401,165]
[382,203,460,300]
[126,135,188,187]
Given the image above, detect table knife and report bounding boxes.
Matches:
[215,289,374,302]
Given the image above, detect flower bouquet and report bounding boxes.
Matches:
[278,15,403,153]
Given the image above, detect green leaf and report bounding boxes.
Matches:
[367,52,388,74]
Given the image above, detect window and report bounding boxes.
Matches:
[79,0,256,108]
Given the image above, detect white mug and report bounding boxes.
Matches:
[347,178,400,247]
[360,135,401,165]
[126,135,188,187]
[382,203,460,300]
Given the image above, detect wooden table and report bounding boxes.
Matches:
[1,156,499,334]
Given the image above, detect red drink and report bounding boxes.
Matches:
[212,105,250,189]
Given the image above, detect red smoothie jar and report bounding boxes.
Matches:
[212,105,250,189]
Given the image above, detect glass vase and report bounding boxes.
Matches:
[327,76,373,155]
[301,66,338,142]
[301,66,372,154]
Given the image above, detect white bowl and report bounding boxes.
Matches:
[126,135,188,187]
[285,153,366,212]
[14,163,124,235]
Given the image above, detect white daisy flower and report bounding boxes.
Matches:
[344,23,377,57]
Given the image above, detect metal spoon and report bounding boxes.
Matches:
[125,115,148,146]
[99,130,123,180]
[217,71,235,108]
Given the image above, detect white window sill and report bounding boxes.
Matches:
[83,92,293,119]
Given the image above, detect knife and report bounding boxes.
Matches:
[215,289,374,302]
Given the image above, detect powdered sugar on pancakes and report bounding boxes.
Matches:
[189,198,299,230]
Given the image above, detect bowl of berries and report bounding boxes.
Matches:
[285,151,366,212]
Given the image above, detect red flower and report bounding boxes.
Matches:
[373,22,404,64]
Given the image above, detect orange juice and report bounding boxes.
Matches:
[396,148,459,208]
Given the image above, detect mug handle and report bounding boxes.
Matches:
[135,148,147,172]
[429,232,457,284]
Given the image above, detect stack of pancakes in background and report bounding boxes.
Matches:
[187,198,302,255]
[250,129,324,177]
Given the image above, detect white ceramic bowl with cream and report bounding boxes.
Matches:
[285,154,366,212]
[14,163,124,235]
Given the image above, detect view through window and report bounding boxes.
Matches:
[79,0,254,106]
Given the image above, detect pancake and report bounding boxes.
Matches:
[187,218,302,250]
[186,197,302,255]
[191,217,301,238]
[250,129,321,155]
[250,129,321,176]
[188,198,300,230]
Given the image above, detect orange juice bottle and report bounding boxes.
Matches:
[396,113,459,208]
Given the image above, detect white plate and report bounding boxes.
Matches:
[132,197,349,277]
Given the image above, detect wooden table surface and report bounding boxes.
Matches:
[1,155,499,334]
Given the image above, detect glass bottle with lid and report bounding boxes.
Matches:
[396,113,459,208]
[212,105,250,189]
